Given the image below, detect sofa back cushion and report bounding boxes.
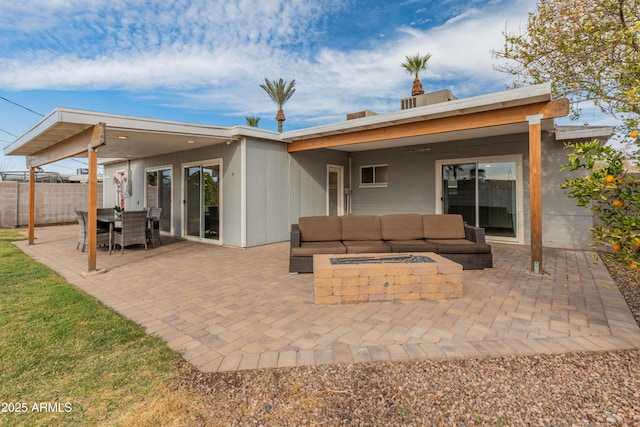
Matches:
[341,215,382,241]
[423,214,466,239]
[381,214,424,241]
[298,216,342,242]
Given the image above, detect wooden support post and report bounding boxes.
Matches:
[28,167,35,245]
[527,114,543,274]
[85,123,105,274]
[87,146,98,272]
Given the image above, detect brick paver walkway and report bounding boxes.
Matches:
[15,225,640,372]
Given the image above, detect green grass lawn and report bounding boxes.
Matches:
[0,230,188,426]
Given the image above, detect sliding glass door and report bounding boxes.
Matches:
[183,160,221,242]
[146,167,172,233]
[439,156,520,240]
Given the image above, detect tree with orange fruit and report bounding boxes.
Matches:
[561,137,640,272]
[496,0,640,273]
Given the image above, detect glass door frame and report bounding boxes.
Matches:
[435,154,524,244]
[327,164,344,216]
[181,159,223,245]
[144,165,173,235]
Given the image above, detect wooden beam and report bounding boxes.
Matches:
[87,123,105,272]
[528,114,543,274]
[28,167,35,245]
[26,123,106,168]
[287,98,570,152]
[87,146,98,272]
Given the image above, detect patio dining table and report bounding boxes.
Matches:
[97,214,120,255]
[97,211,161,254]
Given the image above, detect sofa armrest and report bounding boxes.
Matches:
[291,224,302,248]
[464,224,486,244]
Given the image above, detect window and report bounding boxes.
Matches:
[360,164,388,187]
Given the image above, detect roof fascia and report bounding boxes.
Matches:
[228,125,282,142]
[281,83,553,142]
[4,108,62,155]
[555,125,615,141]
[4,107,237,156]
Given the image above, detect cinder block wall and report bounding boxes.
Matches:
[0,182,103,228]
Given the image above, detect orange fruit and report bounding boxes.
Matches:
[631,131,639,138]
[630,263,639,270]
[617,177,624,183]
[605,175,615,183]
[613,242,622,251]
[613,199,624,207]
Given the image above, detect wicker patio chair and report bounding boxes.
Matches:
[112,210,148,254]
[76,210,87,251]
[146,207,163,247]
[76,210,110,252]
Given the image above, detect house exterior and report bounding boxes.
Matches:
[4,83,613,268]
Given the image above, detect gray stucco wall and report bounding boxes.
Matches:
[539,136,594,249]
[288,149,350,224]
[245,138,290,246]
[104,137,293,248]
[102,129,594,250]
[349,134,529,215]
[104,141,243,246]
[348,132,594,250]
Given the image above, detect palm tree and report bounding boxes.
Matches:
[401,53,432,96]
[245,116,261,127]
[259,78,296,133]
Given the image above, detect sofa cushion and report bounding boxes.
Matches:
[291,241,346,257]
[343,240,392,254]
[386,240,438,253]
[423,214,466,239]
[298,216,342,242]
[427,239,492,254]
[381,214,424,240]
[341,215,382,241]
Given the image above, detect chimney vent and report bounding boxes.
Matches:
[346,109,378,120]
[401,89,457,110]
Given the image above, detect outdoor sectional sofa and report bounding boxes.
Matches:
[289,213,492,273]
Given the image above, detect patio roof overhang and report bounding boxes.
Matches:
[281,83,572,275]
[3,108,279,274]
[282,83,566,152]
[3,107,282,167]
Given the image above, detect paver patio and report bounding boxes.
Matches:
[14,225,640,372]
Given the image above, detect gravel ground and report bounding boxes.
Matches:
[171,253,640,426]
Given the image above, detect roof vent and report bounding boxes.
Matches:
[346,109,378,120]
[401,89,457,110]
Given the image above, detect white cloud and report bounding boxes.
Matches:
[0,0,540,126]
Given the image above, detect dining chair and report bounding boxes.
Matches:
[112,211,148,254]
[76,210,110,252]
[146,207,163,247]
[76,210,87,251]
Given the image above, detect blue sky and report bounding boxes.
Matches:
[0,0,607,173]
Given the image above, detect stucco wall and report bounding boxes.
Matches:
[245,139,290,246]
[288,149,350,224]
[348,132,594,250]
[103,137,291,248]
[0,182,103,228]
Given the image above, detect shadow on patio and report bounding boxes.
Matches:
[15,225,640,373]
